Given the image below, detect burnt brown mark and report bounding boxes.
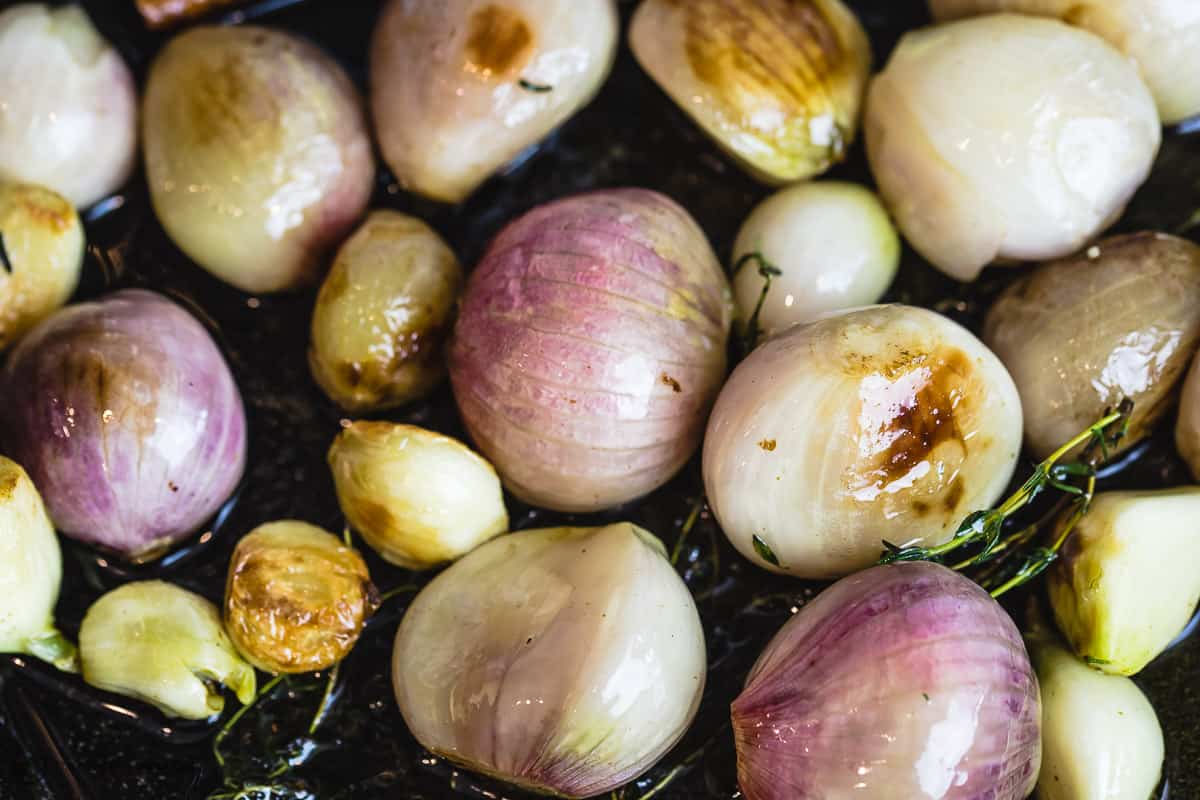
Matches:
[683,0,847,121]
[354,499,396,543]
[0,471,17,502]
[875,349,971,486]
[661,373,683,393]
[20,193,73,233]
[465,5,535,78]
[758,438,777,452]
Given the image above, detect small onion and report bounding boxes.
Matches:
[703,304,1022,578]
[393,522,706,798]
[0,456,74,671]
[143,25,374,293]
[224,520,378,674]
[0,289,247,560]
[732,562,1041,800]
[328,421,508,569]
[449,188,731,512]
[630,0,872,184]
[79,580,256,720]
[1047,488,1200,676]
[309,211,463,413]
[865,14,1160,282]
[0,181,84,350]
[929,0,1200,124]
[984,232,1200,459]
[1028,629,1164,800]
[1177,349,1200,481]
[370,0,618,203]
[731,182,900,335]
[0,4,138,208]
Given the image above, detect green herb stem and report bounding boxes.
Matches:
[670,497,705,566]
[214,674,284,769]
[308,664,339,736]
[731,252,781,355]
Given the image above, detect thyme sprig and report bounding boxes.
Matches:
[0,231,11,274]
[730,252,781,356]
[879,399,1134,597]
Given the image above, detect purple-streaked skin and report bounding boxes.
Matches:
[1,289,247,560]
[449,188,732,513]
[733,562,1041,800]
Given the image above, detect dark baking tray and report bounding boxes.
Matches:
[0,0,1196,797]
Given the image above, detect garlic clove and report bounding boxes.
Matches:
[224,520,378,674]
[1028,631,1164,800]
[0,5,138,208]
[393,522,706,798]
[0,456,74,670]
[703,304,1023,578]
[865,14,1160,281]
[369,0,619,203]
[328,421,508,569]
[80,580,256,719]
[984,232,1200,460]
[0,181,84,351]
[1047,488,1200,676]
[630,0,872,185]
[309,211,463,413]
[731,181,899,336]
[143,25,374,293]
[929,0,1200,125]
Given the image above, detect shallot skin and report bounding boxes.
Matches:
[449,188,731,512]
[733,562,1041,800]
[0,290,247,559]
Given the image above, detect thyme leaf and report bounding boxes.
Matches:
[518,78,553,93]
[752,534,781,567]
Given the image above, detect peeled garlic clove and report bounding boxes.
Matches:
[0,5,138,208]
[328,421,508,569]
[393,522,705,798]
[984,232,1200,459]
[143,26,374,293]
[0,456,74,670]
[369,0,618,203]
[733,562,1041,800]
[80,580,256,719]
[731,182,899,336]
[224,520,378,674]
[1176,351,1200,481]
[310,211,463,413]
[630,0,871,185]
[1047,488,1200,676]
[0,182,83,350]
[865,14,1160,282]
[1028,631,1164,800]
[929,0,1200,125]
[703,304,1022,579]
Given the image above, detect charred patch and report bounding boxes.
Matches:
[465,5,535,78]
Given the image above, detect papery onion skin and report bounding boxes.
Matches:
[80,580,256,720]
[0,181,84,350]
[224,520,378,674]
[393,522,706,798]
[309,211,463,413]
[731,182,899,335]
[703,304,1022,579]
[630,0,872,185]
[369,0,618,204]
[984,232,1200,459]
[328,421,508,569]
[865,14,1160,282]
[449,188,731,512]
[143,25,374,293]
[929,0,1200,124]
[1047,488,1200,676]
[0,289,247,560]
[732,562,1041,800]
[0,456,63,656]
[1028,630,1164,800]
[1176,350,1200,481]
[0,5,138,208]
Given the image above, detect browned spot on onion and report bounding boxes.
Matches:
[661,373,683,393]
[758,438,777,451]
[465,5,535,78]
